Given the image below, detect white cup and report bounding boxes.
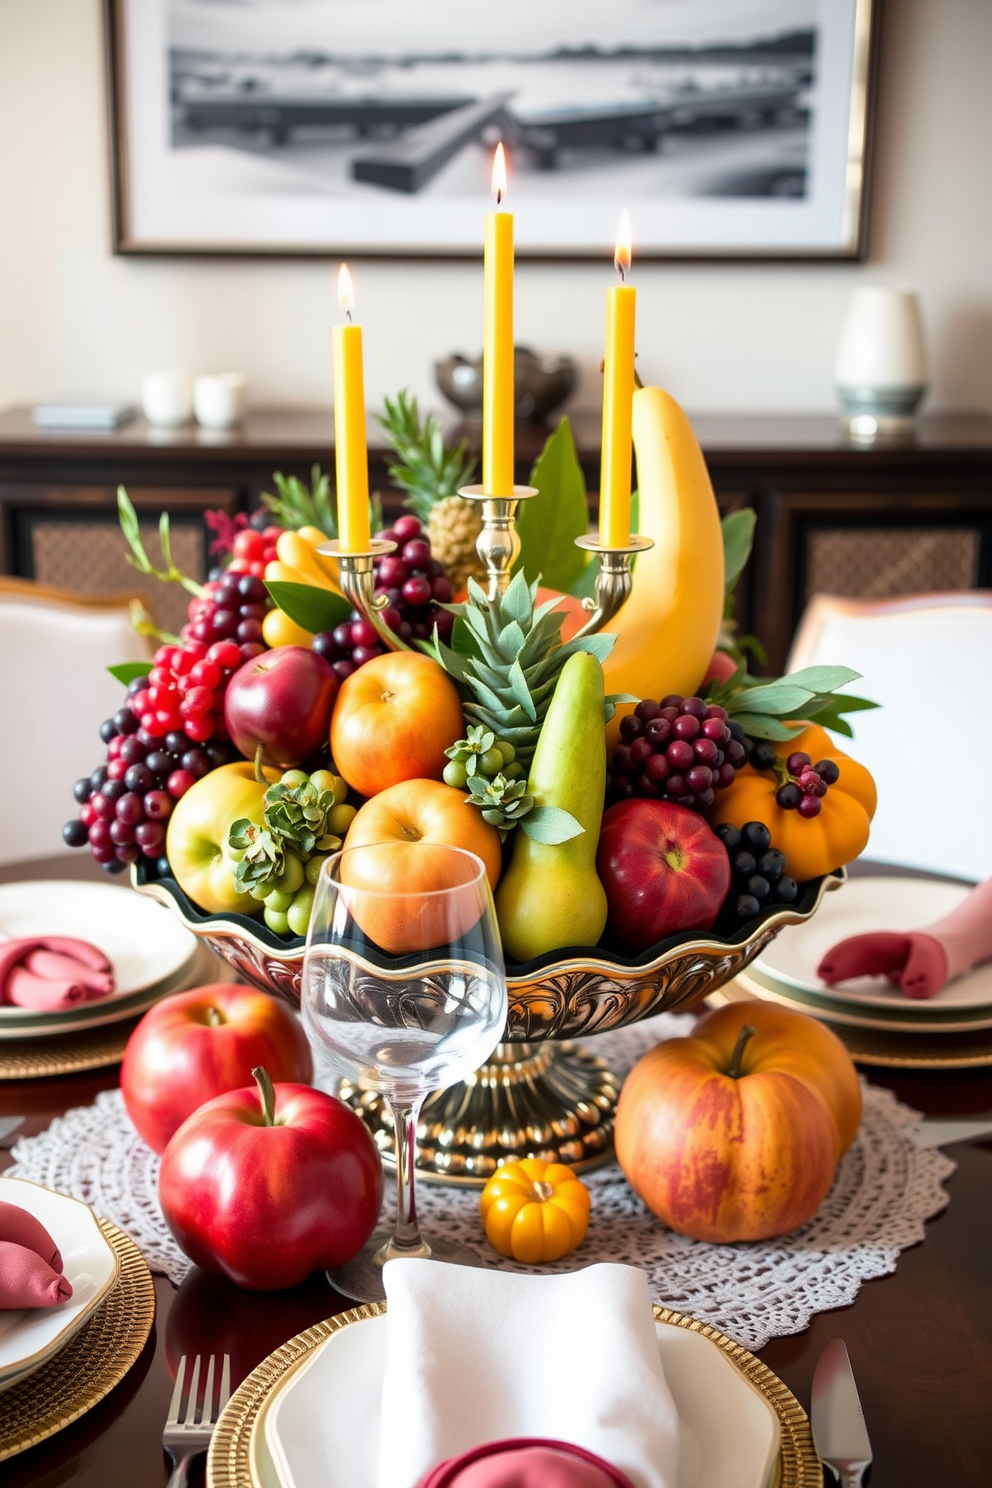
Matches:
[141,368,194,427]
[834,287,927,432]
[193,373,248,430]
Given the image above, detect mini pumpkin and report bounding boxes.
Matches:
[709,724,877,881]
[480,1158,591,1263]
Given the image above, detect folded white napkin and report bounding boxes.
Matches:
[377,1260,679,1488]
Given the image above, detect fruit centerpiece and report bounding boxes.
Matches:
[61,383,875,1184]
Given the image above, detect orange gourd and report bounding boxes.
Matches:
[615,1001,861,1243]
[480,1158,591,1263]
[709,725,876,881]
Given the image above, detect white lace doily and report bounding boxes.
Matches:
[8,1012,955,1351]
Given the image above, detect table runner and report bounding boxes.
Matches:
[8,1012,955,1350]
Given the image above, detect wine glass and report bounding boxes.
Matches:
[301,841,507,1302]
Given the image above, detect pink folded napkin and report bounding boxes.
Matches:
[0,1198,64,1271]
[0,1200,72,1309]
[0,1243,72,1308]
[818,876,992,1000]
[0,936,114,1012]
[415,1440,636,1488]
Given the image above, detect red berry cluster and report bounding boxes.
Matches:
[130,638,247,744]
[311,515,455,683]
[774,751,840,819]
[226,524,283,578]
[609,695,748,812]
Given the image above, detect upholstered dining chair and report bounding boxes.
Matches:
[787,591,992,883]
[0,578,153,867]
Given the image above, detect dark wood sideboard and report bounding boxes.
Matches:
[1,406,990,671]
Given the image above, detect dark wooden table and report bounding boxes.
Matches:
[2,855,991,1486]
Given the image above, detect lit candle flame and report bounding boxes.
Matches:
[614,208,632,282]
[338,263,355,320]
[491,143,507,207]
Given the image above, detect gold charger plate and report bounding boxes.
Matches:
[207,1302,819,1488]
[712,977,992,1069]
[0,1218,156,1460]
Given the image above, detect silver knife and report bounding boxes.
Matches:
[0,1115,24,1146]
[908,1118,992,1148]
[810,1339,872,1488]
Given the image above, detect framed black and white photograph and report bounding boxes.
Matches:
[106,0,878,260]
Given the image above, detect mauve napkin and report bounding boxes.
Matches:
[0,936,114,1012]
[414,1440,636,1487]
[818,875,992,999]
[0,1200,72,1308]
[377,1262,678,1488]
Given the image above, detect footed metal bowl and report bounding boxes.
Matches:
[133,863,842,1183]
[435,347,577,424]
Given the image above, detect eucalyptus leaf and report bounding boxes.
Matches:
[730,713,804,740]
[520,806,585,844]
[513,419,589,593]
[733,682,815,714]
[263,580,351,634]
[107,660,152,685]
[722,509,757,589]
[785,665,862,692]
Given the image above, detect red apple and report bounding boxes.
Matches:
[224,646,338,768]
[121,983,313,1153]
[596,799,731,950]
[159,1069,383,1289]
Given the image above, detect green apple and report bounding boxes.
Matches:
[165,762,279,915]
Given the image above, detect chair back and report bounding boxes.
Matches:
[0,579,152,867]
[788,592,992,882]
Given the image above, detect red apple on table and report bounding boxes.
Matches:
[121,983,313,1153]
[224,646,338,768]
[159,1069,383,1290]
[596,799,731,951]
[165,760,279,914]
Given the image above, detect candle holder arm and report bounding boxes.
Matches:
[316,538,413,653]
[569,533,655,639]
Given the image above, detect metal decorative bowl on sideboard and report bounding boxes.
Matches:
[133,861,843,1185]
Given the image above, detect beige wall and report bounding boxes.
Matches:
[1,0,989,419]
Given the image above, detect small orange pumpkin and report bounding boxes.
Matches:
[614,1001,861,1243]
[709,724,876,881]
[480,1158,591,1263]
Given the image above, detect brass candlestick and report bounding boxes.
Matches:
[316,537,412,652]
[457,484,539,599]
[570,532,655,639]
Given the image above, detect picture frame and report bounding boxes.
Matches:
[105,0,879,262]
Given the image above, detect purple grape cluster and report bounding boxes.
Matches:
[609,695,749,812]
[62,687,236,875]
[310,515,455,684]
[182,570,270,660]
[748,742,841,820]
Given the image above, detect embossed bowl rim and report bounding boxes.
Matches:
[131,863,843,988]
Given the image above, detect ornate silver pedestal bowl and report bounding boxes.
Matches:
[133,862,842,1186]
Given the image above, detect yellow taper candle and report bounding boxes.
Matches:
[599,209,636,548]
[333,263,371,553]
[483,143,514,496]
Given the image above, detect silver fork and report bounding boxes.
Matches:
[163,1353,232,1487]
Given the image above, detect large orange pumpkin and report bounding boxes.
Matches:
[329,651,465,800]
[614,1001,861,1243]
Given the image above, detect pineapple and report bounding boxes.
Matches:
[378,391,485,590]
[426,571,618,771]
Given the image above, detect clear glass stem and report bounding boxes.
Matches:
[376,1094,430,1264]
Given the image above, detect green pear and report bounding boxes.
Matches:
[495,651,608,962]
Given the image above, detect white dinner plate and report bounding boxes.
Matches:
[0,880,198,1027]
[255,1310,779,1488]
[755,876,992,1016]
[0,1177,119,1390]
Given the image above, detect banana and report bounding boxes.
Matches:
[602,387,725,747]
